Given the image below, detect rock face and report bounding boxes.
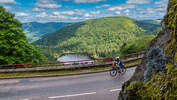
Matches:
[118,0,177,99]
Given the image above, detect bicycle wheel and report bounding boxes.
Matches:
[121,67,127,74]
[110,69,117,77]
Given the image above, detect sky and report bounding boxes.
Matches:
[0,0,168,23]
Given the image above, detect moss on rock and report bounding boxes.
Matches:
[125,63,177,100]
[118,0,177,99]
[174,53,177,63]
[164,0,177,57]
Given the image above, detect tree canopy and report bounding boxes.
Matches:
[0,6,44,64]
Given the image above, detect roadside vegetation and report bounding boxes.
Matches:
[0,6,45,65]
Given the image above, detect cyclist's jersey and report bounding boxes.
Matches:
[116,59,123,67]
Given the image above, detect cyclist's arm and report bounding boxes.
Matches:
[112,62,115,67]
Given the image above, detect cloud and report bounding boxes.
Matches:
[107,4,135,11]
[154,0,168,9]
[154,0,168,5]
[35,0,62,9]
[123,9,130,15]
[53,11,61,16]
[90,11,100,15]
[115,11,121,15]
[74,0,106,3]
[15,12,29,17]
[0,0,18,4]
[52,10,86,17]
[4,6,12,10]
[146,8,154,14]
[126,0,152,4]
[32,8,44,12]
[35,3,62,9]
[84,13,90,17]
[96,4,110,8]
[36,12,48,18]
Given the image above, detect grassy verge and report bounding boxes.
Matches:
[0,59,142,78]
[124,59,142,67]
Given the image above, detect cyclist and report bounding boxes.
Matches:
[115,56,124,73]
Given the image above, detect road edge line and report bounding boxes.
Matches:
[0,65,138,80]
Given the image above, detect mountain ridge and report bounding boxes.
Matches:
[34,16,161,60]
[22,22,71,42]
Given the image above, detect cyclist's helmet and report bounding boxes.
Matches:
[116,56,119,59]
[115,56,120,60]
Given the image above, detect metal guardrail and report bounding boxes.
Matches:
[0,51,145,72]
[0,53,144,73]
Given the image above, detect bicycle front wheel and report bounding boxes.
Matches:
[110,69,117,77]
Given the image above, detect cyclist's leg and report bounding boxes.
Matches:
[119,64,125,73]
[116,64,121,73]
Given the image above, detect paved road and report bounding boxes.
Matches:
[0,67,136,100]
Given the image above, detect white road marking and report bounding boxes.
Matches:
[110,88,121,92]
[48,92,96,99]
[20,99,29,100]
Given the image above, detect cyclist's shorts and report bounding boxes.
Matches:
[120,65,124,68]
[112,67,119,70]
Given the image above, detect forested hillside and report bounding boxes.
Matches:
[0,6,44,64]
[35,16,160,61]
[23,22,71,42]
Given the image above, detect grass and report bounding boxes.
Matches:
[124,59,142,67]
[0,59,141,78]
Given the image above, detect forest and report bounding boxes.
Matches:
[35,16,161,61]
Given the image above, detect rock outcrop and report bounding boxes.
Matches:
[118,0,177,99]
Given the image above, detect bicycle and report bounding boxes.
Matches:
[110,62,126,77]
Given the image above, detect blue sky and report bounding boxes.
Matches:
[0,0,168,23]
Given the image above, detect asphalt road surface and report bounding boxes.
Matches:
[0,67,136,100]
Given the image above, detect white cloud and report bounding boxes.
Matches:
[15,12,29,17]
[154,0,168,5]
[108,6,123,11]
[61,11,77,16]
[32,8,44,12]
[84,13,90,17]
[35,0,62,9]
[53,10,85,17]
[0,0,17,4]
[90,11,100,15]
[53,11,61,16]
[96,4,110,8]
[146,8,154,14]
[156,7,166,12]
[115,11,121,15]
[50,15,68,19]
[4,6,12,10]
[107,4,135,11]
[74,0,106,3]
[126,0,152,4]
[35,3,62,9]
[124,9,130,13]
[154,0,168,10]
[37,12,48,18]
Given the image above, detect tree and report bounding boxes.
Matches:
[0,6,44,64]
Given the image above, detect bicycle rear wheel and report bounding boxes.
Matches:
[121,67,127,74]
[110,69,117,77]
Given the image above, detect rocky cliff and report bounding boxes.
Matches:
[118,0,177,99]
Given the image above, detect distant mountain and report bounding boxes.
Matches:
[22,22,71,42]
[34,16,161,61]
[136,20,161,34]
